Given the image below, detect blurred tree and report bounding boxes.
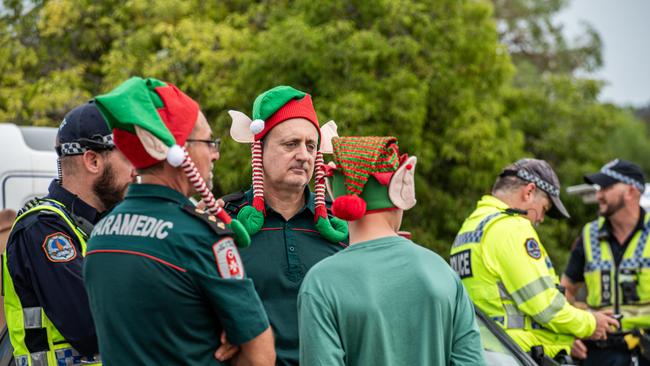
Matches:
[492,0,602,74]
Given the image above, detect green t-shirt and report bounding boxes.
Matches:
[223,188,346,365]
[298,236,485,366]
[84,184,269,366]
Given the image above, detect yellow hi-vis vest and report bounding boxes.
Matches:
[583,213,650,330]
[450,195,596,357]
[2,199,100,366]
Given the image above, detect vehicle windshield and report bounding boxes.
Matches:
[478,316,525,366]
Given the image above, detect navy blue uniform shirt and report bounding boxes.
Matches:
[5,180,99,355]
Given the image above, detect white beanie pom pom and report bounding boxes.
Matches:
[250,119,265,134]
[167,144,185,167]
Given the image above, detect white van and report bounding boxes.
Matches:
[0,123,57,210]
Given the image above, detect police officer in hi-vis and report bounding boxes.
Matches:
[450,158,618,363]
[83,77,274,366]
[3,101,135,366]
[562,159,650,366]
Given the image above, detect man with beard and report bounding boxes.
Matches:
[2,101,135,366]
[562,159,650,366]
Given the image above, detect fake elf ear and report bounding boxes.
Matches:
[228,110,255,143]
[95,77,251,248]
[388,156,417,210]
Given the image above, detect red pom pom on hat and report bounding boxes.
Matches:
[332,194,366,221]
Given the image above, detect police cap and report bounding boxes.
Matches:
[55,101,114,157]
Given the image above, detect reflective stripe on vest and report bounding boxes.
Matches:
[453,212,534,330]
[2,199,95,366]
[452,212,502,248]
[583,213,650,329]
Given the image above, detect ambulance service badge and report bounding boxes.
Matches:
[213,237,244,279]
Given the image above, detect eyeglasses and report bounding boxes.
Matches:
[186,138,221,153]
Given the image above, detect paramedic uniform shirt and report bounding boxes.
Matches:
[84,184,269,365]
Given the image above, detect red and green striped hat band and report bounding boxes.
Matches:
[95,77,199,169]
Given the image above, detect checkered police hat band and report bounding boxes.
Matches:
[601,167,645,192]
[516,170,560,197]
[59,134,114,156]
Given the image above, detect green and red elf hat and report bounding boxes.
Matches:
[228,85,348,243]
[325,136,418,220]
[94,77,250,247]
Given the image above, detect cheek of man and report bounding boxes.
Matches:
[113,150,136,186]
[262,138,317,188]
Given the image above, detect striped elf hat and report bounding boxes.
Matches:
[94,77,250,247]
[228,86,348,243]
[326,136,418,220]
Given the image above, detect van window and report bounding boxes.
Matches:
[19,127,57,152]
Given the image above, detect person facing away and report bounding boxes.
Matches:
[83,77,274,366]
[3,101,135,366]
[298,136,484,366]
[223,85,348,365]
[561,159,650,366]
[450,158,619,362]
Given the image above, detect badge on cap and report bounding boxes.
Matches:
[213,237,244,279]
[42,232,77,262]
[525,238,542,260]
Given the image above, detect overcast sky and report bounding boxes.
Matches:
[556,0,650,107]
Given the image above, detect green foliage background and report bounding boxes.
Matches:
[1,0,648,271]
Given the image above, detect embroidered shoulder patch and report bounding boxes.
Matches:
[42,232,77,262]
[525,238,542,260]
[212,237,244,279]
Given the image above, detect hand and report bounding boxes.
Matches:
[590,311,619,340]
[214,330,240,362]
[570,339,588,360]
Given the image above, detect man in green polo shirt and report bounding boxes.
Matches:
[298,136,484,366]
[84,77,274,365]
[224,86,348,365]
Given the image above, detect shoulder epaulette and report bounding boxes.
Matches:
[221,190,246,203]
[16,197,43,217]
[221,190,249,215]
[182,205,233,236]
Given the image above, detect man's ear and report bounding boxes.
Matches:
[82,150,103,174]
[388,156,417,210]
[522,183,536,202]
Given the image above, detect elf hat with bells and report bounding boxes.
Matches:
[228,85,348,243]
[94,76,250,247]
[325,136,417,221]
